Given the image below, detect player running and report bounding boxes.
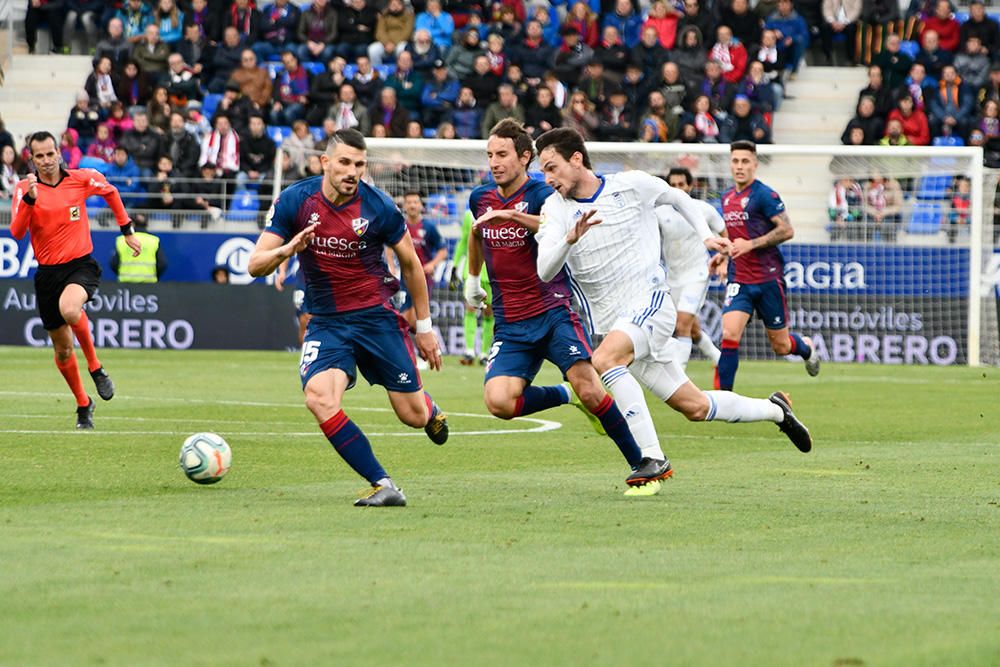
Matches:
[657,167,724,369]
[713,141,820,390]
[11,131,141,429]
[463,119,664,489]
[534,128,812,495]
[249,129,448,508]
[395,191,448,331]
[450,209,494,365]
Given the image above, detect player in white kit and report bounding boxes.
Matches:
[534,128,813,494]
[657,167,724,369]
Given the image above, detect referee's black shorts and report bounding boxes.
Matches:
[34,254,101,330]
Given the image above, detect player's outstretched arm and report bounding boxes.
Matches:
[248,223,318,277]
[730,212,794,259]
[392,232,442,371]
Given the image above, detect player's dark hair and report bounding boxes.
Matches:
[667,167,693,185]
[403,190,422,199]
[489,118,535,164]
[327,128,367,152]
[730,140,757,154]
[27,131,57,152]
[535,127,592,169]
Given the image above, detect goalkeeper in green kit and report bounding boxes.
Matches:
[450,210,494,365]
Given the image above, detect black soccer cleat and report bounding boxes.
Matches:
[354,484,407,507]
[424,403,449,445]
[90,367,115,401]
[769,391,812,453]
[626,457,674,486]
[76,398,95,430]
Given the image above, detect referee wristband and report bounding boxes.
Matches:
[23,194,36,206]
[120,221,135,235]
[415,317,433,334]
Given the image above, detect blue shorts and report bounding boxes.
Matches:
[722,279,789,330]
[484,307,593,383]
[299,305,422,393]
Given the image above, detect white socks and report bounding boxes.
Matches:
[704,390,783,423]
[696,334,722,364]
[600,365,665,460]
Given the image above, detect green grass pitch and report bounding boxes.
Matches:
[1,345,998,667]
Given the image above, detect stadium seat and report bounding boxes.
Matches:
[78,156,110,174]
[376,65,395,79]
[907,202,942,234]
[227,189,260,222]
[303,61,325,76]
[310,126,325,142]
[916,174,951,200]
[269,125,292,145]
[86,195,107,210]
[344,64,358,79]
[423,127,437,138]
[955,11,969,23]
[899,40,920,59]
[264,53,283,62]
[266,63,285,79]
[202,93,223,119]
[933,135,964,147]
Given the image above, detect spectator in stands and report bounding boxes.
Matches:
[858,64,895,117]
[840,96,882,144]
[684,94,722,142]
[237,114,276,193]
[978,63,1000,107]
[672,26,707,91]
[711,25,750,85]
[531,5,561,48]
[620,63,650,112]
[0,145,26,210]
[887,92,931,145]
[903,62,932,111]
[122,110,162,174]
[593,25,629,83]
[960,0,1000,56]
[642,0,681,49]
[415,0,455,53]
[199,113,240,179]
[724,95,772,143]
[446,28,484,81]
[487,4,522,46]
[484,33,508,79]
[386,51,425,114]
[184,0,221,43]
[350,56,385,110]
[699,60,737,117]
[161,53,202,108]
[421,59,460,128]
[954,37,990,91]
[336,0,378,62]
[118,0,152,44]
[517,21,558,83]
[329,82,372,135]
[97,19,132,70]
[153,0,184,47]
[64,0,101,53]
[147,155,182,212]
[480,84,524,138]
[177,23,210,79]
[435,121,456,138]
[225,0,262,45]
[25,0,66,55]
[977,99,1000,139]
[946,175,971,243]
[148,86,173,132]
[254,0,302,62]
[858,0,900,64]
[503,63,532,105]
[754,29,786,93]
[105,101,134,140]
[229,50,273,110]
[721,0,763,54]
[639,89,678,140]
[86,124,118,163]
[676,0,712,46]
[765,0,809,79]
[452,86,483,139]
[742,60,779,113]
[215,82,256,136]
[564,2,600,48]
[828,177,864,241]
[631,25,668,76]
[106,146,146,207]
[86,57,121,113]
[59,129,83,169]
[917,30,953,80]
[864,172,903,242]
[406,120,424,138]
[553,26,593,88]
[371,86,411,137]
[164,111,200,176]
[67,90,101,150]
[405,29,443,75]
[820,0,861,66]
[0,118,11,154]
[928,64,975,139]
[188,164,227,226]
[206,27,244,93]
[133,24,171,84]
[370,0,414,67]
[655,62,689,117]
[604,0,643,49]
[524,86,562,139]
[306,55,347,124]
[920,0,960,53]
[304,153,324,176]
[562,90,600,140]
[270,50,310,125]
[880,117,911,145]
[577,60,611,107]
[297,0,337,64]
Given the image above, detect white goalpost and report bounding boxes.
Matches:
[284,140,1000,368]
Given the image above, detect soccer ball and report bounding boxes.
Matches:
[179,432,232,485]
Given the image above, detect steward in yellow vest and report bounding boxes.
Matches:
[111,227,166,283]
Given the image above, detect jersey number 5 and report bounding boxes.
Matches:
[300,341,321,371]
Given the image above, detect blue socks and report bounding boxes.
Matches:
[321,411,386,484]
[513,384,570,417]
[592,394,643,468]
[789,332,812,359]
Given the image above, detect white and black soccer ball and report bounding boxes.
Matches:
[179,432,232,485]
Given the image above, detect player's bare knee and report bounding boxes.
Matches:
[590,349,623,374]
[60,307,82,326]
[572,381,605,412]
[304,391,339,420]
[53,345,74,362]
[484,394,516,419]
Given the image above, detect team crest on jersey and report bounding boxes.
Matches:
[514,201,528,213]
[308,212,320,225]
[740,197,750,208]
[352,217,369,236]
[69,206,81,221]
[612,192,625,208]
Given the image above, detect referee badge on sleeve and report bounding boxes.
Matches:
[69,206,81,221]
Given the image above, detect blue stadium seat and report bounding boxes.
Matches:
[916,174,951,200]
[266,63,285,79]
[310,126,325,142]
[423,127,437,138]
[933,135,964,147]
[78,156,110,174]
[264,53,283,62]
[149,212,172,225]
[955,11,969,23]
[227,189,260,222]
[907,202,942,234]
[526,170,545,181]
[269,125,293,145]
[202,93,222,119]
[344,64,358,79]
[303,61,325,75]
[376,64,395,79]
[899,40,920,60]
[86,195,107,210]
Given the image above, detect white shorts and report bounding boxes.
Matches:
[610,289,677,364]
[630,356,689,402]
[667,271,710,316]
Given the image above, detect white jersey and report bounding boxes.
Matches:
[537,170,714,334]
[656,199,726,281]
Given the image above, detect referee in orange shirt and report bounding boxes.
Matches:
[11,131,142,429]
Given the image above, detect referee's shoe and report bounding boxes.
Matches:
[76,398,95,429]
[90,367,115,400]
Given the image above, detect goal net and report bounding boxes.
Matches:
[288,141,1000,368]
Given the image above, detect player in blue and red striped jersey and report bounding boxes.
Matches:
[248,129,447,508]
[712,140,820,391]
[394,191,448,333]
[464,119,667,490]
